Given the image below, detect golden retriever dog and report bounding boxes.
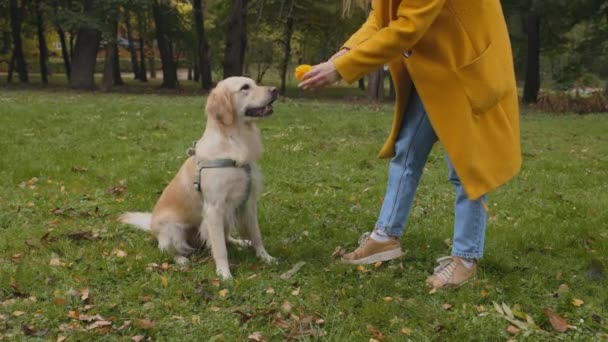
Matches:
[119,77,277,279]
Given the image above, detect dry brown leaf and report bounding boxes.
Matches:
[211,279,221,287]
[131,335,145,342]
[506,325,520,335]
[86,320,112,330]
[374,261,383,269]
[280,261,306,280]
[161,276,168,288]
[367,325,386,341]
[21,325,48,337]
[442,303,453,311]
[112,249,127,258]
[13,311,26,317]
[291,287,300,296]
[282,301,293,313]
[383,297,393,302]
[428,287,438,294]
[49,258,64,266]
[265,287,275,295]
[480,289,489,297]
[356,265,367,272]
[219,289,229,297]
[248,331,266,342]
[80,288,90,301]
[192,315,201,325]
[544,308,570,333]
[67,310,80,319]
[117,320,131,330]
[401,327,413,335]
[136,319,155,329]
[57,336,67,342]
[571,298,584,307]
[211,306,221,312]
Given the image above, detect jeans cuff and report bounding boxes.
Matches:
[451,250,483,260]
[374,224,403,238]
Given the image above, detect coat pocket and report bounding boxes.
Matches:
[455,43,511,114]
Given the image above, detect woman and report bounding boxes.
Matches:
[299,0,521,289]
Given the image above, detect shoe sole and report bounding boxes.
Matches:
[341,249,403,265]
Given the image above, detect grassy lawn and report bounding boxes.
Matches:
[0,90,607,341]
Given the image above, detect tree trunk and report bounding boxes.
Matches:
[101,43,115,91]
[9,0,28,83]
[223,0,248,78]
[367,69,384,102]
[193,0,213,90]
[124,10,140,80]
[36,1,49,84]
[523,13,540,103]
[358,78,365,90]
[138,37,147,81]
[112,36,124,85]
[388,72,395,100]
[152,0,178,88]
[193,58,200,82]
[7,53,16,83]
[70,0,101,90]
[57,26,71,80]
[279,1,294,96]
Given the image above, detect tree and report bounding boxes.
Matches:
[192,0,213,90]
[124,9,141,80]
[277,0,295,95]
[223,0,247,78]
[35,0,49,84]
[69,0,101,90]
[522,13,540,103]
[152,0,178,88]
[9,0,29,83]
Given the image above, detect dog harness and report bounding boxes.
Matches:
[188,142,252,211]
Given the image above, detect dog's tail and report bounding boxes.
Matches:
[118,212,152,232]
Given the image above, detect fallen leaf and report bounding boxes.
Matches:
[106,185,127,196]
[367,325,386,341]
[428,287,437,294]
[544,308,570,333]
[218,289,229,297]
[211,306,220,312]
[401,327,412,335]
[112,249,127,258]
[117,320,131,330]
[373,261,383,270]
[282,301,293,313]
[13,311,26,317]
[383,297,393,302]
[66,230,97,241]
[331,246,346,258]
[192,315,201,325]
[443,238,452,247]
[86,320,112,330]
[49,258,64,266]
[131,335,144,342]
[161,276,168,288]
[272,312,291,329]
[280,261,306,280]
[571,298,584,307]
[21,325,48,337]
[136,319,154,329]
[67,310,80,319]
[211,279,221,287]
[80,288,90,301]
[265,287,275,295]
[291,287,300,296]
[356,265,367,272]
[506,325,520,335]
[57,336,67,342]
[248,331,266,342]
[11,252,24,261]
[480,289,489,297]
[442,303,452,311]
[557,283,570,295]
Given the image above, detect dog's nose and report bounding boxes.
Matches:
[269,87,278,98]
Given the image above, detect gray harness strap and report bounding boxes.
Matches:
[188,142,252,210]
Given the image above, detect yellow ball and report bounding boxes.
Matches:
[294,64,312,81]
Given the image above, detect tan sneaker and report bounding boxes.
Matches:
[341,232,403,265]
[425,256,477,289]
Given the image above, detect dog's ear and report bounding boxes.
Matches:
[206,86,234,126]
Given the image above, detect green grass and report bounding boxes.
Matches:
[0,90,607,341]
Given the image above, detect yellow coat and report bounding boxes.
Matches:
[334,0,521,200]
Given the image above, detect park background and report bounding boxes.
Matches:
[0,0,607,341]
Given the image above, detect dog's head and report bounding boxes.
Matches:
[205,77,278,126]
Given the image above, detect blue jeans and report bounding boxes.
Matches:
[375,88,487,259]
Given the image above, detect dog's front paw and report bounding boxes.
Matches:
[228,237,252,248]
[258,250,277,265]
[216,267,233,280]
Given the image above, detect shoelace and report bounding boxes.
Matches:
[358,232,371,246]
[433,256,456,281]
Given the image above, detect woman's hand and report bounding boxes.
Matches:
[298,60,342,91]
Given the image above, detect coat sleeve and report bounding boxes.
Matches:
[334,0,447,83]
[341,10,380,50]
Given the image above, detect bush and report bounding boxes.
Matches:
[535,90,608,114]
